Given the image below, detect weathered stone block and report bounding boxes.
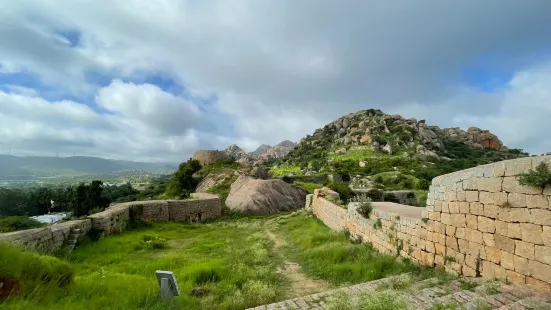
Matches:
[496,220,508,236]
[506,270,526,285]
[465,228,483,244]
[435,222,446,234]
[455,227,465,239]
[456,191,466,202]
[441,202,449,213]
[448,202,460,214]
[508,193,527,208]
[486,246,501,264]
[535,245,551,265]
[477,217,496,233]
[445,191,457,202]
[525,194,549,209]
[463,265,477,277]
[468,241,486,259]
[499,208,531,223]
[507,223,522,239]
[446,236,459,251]
[531,209,551,225]
[514,255,529,275]
[501,250,515,270]
[435,243,446,255]
[503,176,542,195]
[515,240,535,260]
[434,201,442,212]
[543,226,551,246]
[441,213,451,225]
[504,157,532,177]
[526,276,551,290]
[528,260,551,284]
[480,192,508,206]
[458,202,469,214]
[495,234,515,253]
[482,261,506,279]
[477,177,503,192]
[465,191,479,202]
[466,214,478,230]
[446,225,456,236]
[450,214,466,228]
[520,223,543,245]
[483,204,499,219]
[482,233,495,247]
[426,241,435,253]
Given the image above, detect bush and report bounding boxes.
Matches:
[328,182,352,202]
[0,216,45,233]
[350,195,373,219]
[383,192,399,203]
[142,235,167,250]
[517,162,551,188]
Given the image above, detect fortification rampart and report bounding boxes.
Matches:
[309,155,551,289]
[0,193,220,253]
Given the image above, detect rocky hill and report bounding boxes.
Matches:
[224,144,248,160]
[248,144,273,159]
[266,140,297,158]
[220,141,298,166]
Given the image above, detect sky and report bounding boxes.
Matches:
[1,1,551,163]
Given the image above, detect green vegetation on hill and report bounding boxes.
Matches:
[0,216,45,233]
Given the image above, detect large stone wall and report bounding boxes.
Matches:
[0,193,220,253]
[310,155,551,289]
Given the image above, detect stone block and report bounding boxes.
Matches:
[448,202,460,214]
[507,223,522,239]
[483,204,499,219]
[468,241,486,259]
[543,226,551,246]
[480,192,508,206]
[463,265,477,277]
[514,255,529,275]
[508,193,527,208]
[441,213,451,225]
[466,214,478,230]
[520,223,543,244]
[458,202,469,214]
[469,202,484,216]
[455,227,465,239]
[486,246,501,264]
[435,243,446,255]
[465,228,483,244]
[429,211,441,222]
[503,176,543,195]
[446,225,456,236]
[526,276,551,290]
[525,194,549,209]
[477,217,496,233]
[450,214,466,228]
[477,177,503,192]
[437,233,447,245]
[435,222,446,234]
[434,201,442,212]
[506,270,526,285]
[465,254,478,270]
[495,234,515,253]
[482,261,506,279]
[435,254,445,266]
[465,191,479,202]
[445,191,457,202]
[535,246,551,265]
[482,233,495,247]
[441,202,449,213]
[515,240,535,260]
[501,250,515,270]
[456,191,466,202]
[446,236,459,251]
[504,157,532,177]
[528,260,551,284]
[499,208,531,223]
[426,241,435,253]
[531,209,551,225]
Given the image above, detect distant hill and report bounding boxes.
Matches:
[0,155,177,180]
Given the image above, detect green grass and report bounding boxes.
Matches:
[328,149,377,161]
[270,165,301,177]
[293,181,324,194]
[270,213,443,285]
[1,218,282,310]
[0,216,45,233]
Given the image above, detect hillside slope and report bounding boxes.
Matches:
[269,109,527,200]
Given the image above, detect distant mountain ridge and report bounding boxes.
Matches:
[0,155,177,180]
[222,140,298,164]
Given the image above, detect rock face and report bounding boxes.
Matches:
[192,150,232,166]
[224,144,247,160]
[225,175,308,215]
[248,144,272,159]
[266,140,297,158]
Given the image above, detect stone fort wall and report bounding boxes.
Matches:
[309,155,551,289]
[0,193,220,253]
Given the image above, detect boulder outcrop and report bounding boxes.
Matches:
[225,175,308,215]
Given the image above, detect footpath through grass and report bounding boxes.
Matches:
[1,211,450,310]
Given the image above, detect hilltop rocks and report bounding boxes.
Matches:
[266,140,297,158]
[225,144,247,160]
[225,175,308,215]
[192,150,232,166]
[249,144,272,159]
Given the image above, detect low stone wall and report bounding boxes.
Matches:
[310,155,551,289]
[0,193,220,253]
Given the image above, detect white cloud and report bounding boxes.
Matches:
[1,1,551,159]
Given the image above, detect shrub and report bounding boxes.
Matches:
[373,218,382,230]
[142,235,167,250]
[383,192,399,203]
[328,182,352,202]
[517,162,551,188]
[0,216,45,233]
[350,195,373,219]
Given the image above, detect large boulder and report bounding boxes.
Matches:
[225,175,308,215]
[192,150,232,165]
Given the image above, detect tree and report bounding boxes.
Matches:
[165,159,202,198]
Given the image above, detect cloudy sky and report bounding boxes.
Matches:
[1,0,551,163]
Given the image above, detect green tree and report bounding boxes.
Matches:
[165,159,202,198]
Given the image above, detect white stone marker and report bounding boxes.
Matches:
[155,270,180,301]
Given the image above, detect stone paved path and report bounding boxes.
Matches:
[246,275,551,309]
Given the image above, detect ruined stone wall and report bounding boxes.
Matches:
[310,155,551,288]
[0,193,220,253]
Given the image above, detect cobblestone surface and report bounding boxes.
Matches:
[246,275,551,309]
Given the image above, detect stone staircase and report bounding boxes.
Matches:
[247,275,551,310]
[67,228,81,251]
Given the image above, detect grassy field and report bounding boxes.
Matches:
[1,212,449,310]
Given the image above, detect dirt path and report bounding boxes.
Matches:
[264,218,328,297]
